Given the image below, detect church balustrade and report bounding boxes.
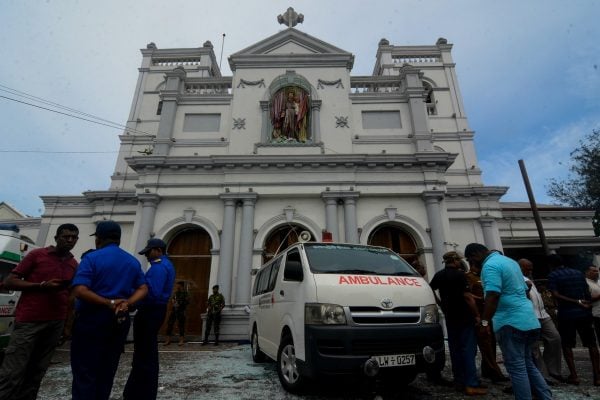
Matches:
[350,76,403,94]
[184,78,233,95]
[153,57,203,66]
[392,55,440,64]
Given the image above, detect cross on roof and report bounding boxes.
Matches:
[277,7,304,28]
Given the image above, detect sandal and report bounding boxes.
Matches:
[565,375,580,385]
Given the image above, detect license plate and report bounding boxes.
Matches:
[374,354,415,368]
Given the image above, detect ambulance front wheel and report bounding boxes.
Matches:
[277,334,306,393]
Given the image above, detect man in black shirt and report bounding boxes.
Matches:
[430,251,486,396]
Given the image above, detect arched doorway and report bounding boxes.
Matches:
[165,227,212,336]
[368,225,418,264]
[262,224,314,264]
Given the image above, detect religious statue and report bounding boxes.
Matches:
[270,87,310,143]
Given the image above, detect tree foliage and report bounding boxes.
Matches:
[547,129,600,236]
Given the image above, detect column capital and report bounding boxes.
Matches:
[421,190,445,202]
[259,100,270,111]
[321,190,359,200]
[219,192,259,202]
[137,193,161,206]
[478,216,496,226]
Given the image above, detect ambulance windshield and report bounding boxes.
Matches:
[304,244,417,276]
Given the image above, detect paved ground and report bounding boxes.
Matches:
[38,341,600,400]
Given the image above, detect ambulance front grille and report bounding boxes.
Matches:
[348,306,420,325]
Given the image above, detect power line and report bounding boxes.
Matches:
[0,150,118,154]
[0,84,156,137]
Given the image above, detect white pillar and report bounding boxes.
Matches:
[321,193,339,241]
[343,195,359,244]
[134,194,161,267]
[218,195,237,305]
[235,194,258,306]
[422,191,446,272]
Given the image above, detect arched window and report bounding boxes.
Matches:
[262,224,314,263]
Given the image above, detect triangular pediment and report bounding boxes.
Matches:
[231,28,351,56]
[229,28,354,70]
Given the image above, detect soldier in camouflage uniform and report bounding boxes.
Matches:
[164,281,189,346]
[202,285,225,345]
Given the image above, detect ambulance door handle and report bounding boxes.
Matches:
[280,290,284,297]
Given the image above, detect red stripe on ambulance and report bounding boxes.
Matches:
[338,275,421,286]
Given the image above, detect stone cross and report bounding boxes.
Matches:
[277,7,304,28]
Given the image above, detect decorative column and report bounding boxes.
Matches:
[479,217,503,253]
[260,101,270,143]
[311,99,322,144]
[342,193,360,244]
[403,65,432,152]
[134,193,161,267]
[217,195,237,305]
[321,192,339,241]
[422,191,446,272]
[154,66,186,155]
[235,193,258,306]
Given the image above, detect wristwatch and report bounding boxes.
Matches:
[480,319,489,327]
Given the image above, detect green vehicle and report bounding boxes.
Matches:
[0,224,34,357]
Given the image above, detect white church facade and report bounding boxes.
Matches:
[12,9,598,339]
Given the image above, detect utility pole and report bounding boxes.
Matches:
[518,159,551,255]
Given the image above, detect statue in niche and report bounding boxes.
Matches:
[270,86,310,143]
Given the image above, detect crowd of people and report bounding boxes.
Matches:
[0,220,224,400]
[428,243,600,399]
[0,221,598,400]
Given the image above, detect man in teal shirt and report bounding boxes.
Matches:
[465,243,551,400]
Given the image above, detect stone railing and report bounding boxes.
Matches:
[184,78,233,95]
[392,55,440,64]
[350,76,403,94]
[153,57,203,66]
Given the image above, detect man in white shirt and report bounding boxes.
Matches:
[519,259,563,382]
[586,265,600,343]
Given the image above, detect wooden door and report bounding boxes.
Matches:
[368,225,418,264]
[165,228,212,336]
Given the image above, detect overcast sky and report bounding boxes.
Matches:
[1,0,599,217]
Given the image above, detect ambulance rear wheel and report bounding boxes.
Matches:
[251,326,266,363]
[277,334,306,393]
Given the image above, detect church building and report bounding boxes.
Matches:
[25,8,598,339]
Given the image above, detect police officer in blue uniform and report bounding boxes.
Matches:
[123,238,175,400]
[71,220,148,400]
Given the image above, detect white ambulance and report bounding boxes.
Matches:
[249,240,444,393]
[0,224,34,355]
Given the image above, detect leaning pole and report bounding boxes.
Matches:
[518,159,551,255]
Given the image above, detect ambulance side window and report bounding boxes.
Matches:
[266,258,281,292]
[283,250,303,282]
[0,261,15,294]
[255,267,270,295]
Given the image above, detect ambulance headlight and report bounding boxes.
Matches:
[305,303,347,325]
[422,304,439,324]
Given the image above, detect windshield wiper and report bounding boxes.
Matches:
[327,269,378,274]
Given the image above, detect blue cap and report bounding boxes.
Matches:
[138,238,167,255]
[89,220,121,239]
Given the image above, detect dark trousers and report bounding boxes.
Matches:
[123,303,167,400]
[0,320,64,400]
[165,308,186,337]
[204,312,221,341]
[71,308,130,400]
[446,322,479,388]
